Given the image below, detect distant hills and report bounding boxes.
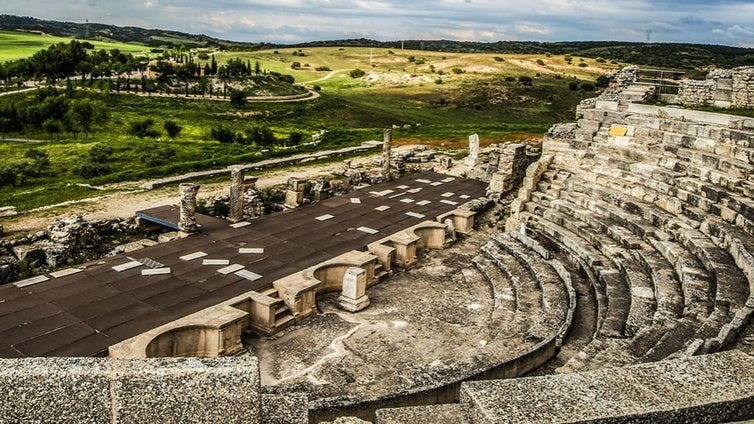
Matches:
[2,14,754,69]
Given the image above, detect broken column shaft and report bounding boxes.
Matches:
[229,166,245,223]
[382,128,392,180]
[178,183,200,233]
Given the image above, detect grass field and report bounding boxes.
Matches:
[0,31,149,62]
[0,45,618,211]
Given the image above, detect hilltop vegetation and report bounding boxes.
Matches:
[2,15,754,70]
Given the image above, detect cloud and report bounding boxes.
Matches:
[2,0,754,46]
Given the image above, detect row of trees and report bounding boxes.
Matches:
[0,87,108,141]
[210,125,304,147]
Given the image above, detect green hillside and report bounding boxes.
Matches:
[0,31,149,62]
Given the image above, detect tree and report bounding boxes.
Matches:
[42,119,62,141]
[518,75,533,86]
[164,120,182,139]
[68,99,108,141]
[128,118,160,139]
[254,61,261,75]
[229,89,247,107]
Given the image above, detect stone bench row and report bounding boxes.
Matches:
[479,241,560,340]
[527,171,750,360]
[559,174,752,354]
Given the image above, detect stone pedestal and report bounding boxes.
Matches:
[178,183,199,233]
[229,166,245,223]
[284,177,306,208]
[338,267,370,312]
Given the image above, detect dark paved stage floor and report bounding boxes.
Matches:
[0,171,486,357]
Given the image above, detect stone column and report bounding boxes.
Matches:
[179,183,200,233]
[465,133,480,166]
[338,267,370,312]
[229,166,245,223]
[382,128,392,180]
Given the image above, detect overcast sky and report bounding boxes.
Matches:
[4,0,754,46]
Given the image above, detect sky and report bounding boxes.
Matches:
[3,0,754,47]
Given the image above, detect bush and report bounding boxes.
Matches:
[315,66,331,71]
[128,119,160,139]
[163,120,182,139]
[291,61,301,70]
[211,126,236,144]
[578,62,589,67]
[287,131,304,146]
[580,83,595,91]
[140,145,176,167]
[595,75,611,88]
[569,81,580,90]
[245,125,277,147]
[518,75,533,86]
[73,162,110,179]
[504,76,516,82]
[88,144,114,162]
[596,57,606,63]
[229,89,247,107]
[451,67,464,74]
[312,85,322,92]
[493,56,505,62]
[349,69,366,78]
[0,167,17,188]
[536,59,545,66]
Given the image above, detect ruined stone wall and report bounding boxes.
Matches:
[678,66,754,109]
[0,356,261,424]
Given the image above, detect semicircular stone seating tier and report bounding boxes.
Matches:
[508,100,754,374]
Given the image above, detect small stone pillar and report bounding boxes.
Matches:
[284,177,306,208]
[338,267,370,312]
[179,183,200,233]
[229,166,245,223]
[382,128,392,180]
[465,133,480,166]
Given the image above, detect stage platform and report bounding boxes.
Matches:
[0,171,486,357]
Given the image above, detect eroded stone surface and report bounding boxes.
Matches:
[252,219,565,411]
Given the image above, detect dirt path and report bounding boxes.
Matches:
[301,69,349,84]
[1,154,379,237]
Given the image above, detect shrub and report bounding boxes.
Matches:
[451,67,464,74]
[211,126,236,144]
[350,69,366,78]
[163,120,182,139]
[73,162,110,179]
[229,89,247,107]
[595,75,611,88]
[140,145,176,167]
[504,76,516,82]
[536,59,545,66]
[569,81,580,90]
[291,62,302,70]
[580,83,595,91]
[88,144,114,162]
[518,75,533,86]
[596,57,606,63]
[493,56,505,62]
[128,118,160,139]
[578,62,589,67]
[287,131,304,146]
[246,125,277,147]
[315,66,331,72]
[312,85,322,91]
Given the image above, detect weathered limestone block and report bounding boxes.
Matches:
[261,393,308,424]
[0,356,261,424]
[338,267,370,312]
[284,177,306,208]
[460,350,754,424]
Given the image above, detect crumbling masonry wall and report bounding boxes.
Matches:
[678,66,754,109]
[0,356,261,424]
